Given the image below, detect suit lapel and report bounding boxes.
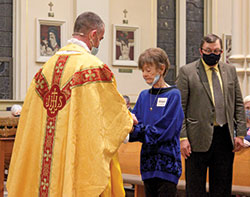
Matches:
[196,60,213,104]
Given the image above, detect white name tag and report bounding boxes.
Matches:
[157,97,168,107]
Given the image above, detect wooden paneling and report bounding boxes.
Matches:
[0,138,15,197]
[118,142,141,175]
[232,148,250,186]
[134,185,145,197]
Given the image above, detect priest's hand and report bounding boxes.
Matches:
[131,113,138,125]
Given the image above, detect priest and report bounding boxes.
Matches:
[7,11,135,197]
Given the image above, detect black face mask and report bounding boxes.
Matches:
[202,53,221,66]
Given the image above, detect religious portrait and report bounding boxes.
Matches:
[36,18,66,63]
[113,25,140,67]
[40,25,61,56]
[116,30,134,61]
[223,34,232,64]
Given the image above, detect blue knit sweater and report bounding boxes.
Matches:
[129,86,184,184]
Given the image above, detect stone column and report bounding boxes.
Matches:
[230,0,244,66]
[176,0,186,69]
[246,0,250,96]
[230,0,249,96]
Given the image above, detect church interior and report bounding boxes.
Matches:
[0,0,250,196]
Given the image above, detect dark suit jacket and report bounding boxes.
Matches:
[176,59,246,152]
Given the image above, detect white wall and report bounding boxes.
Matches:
[13,0,249,102]
[109,0,157,102]
[14,0,75,100]
[75,0,110,65]
[14,0,157,103]
[75,0,157,102]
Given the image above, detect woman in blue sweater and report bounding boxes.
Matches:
[130,48,184,197]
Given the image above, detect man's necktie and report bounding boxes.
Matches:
[211,67,227,126]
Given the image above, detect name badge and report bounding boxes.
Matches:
[157,98,168,107]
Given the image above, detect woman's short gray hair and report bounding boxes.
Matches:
[138,48,170,77]
[244,95,250,104]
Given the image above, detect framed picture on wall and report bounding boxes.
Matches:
[222,34,232,64]
[112,24,140,67]
[36,18,66,63]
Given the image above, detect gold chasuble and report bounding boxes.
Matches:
[7,43,133,197]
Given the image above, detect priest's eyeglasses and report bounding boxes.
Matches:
[201,48,223,55]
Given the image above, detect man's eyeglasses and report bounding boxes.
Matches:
[201,48,223,55]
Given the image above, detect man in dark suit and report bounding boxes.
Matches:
[176,34,246,197]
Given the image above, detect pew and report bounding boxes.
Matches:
[0,116,18,197]
[118,142,250,196]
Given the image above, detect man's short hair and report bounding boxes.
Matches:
[138,48,170,77]
[74,12,104,35]
[200,34,223,49]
